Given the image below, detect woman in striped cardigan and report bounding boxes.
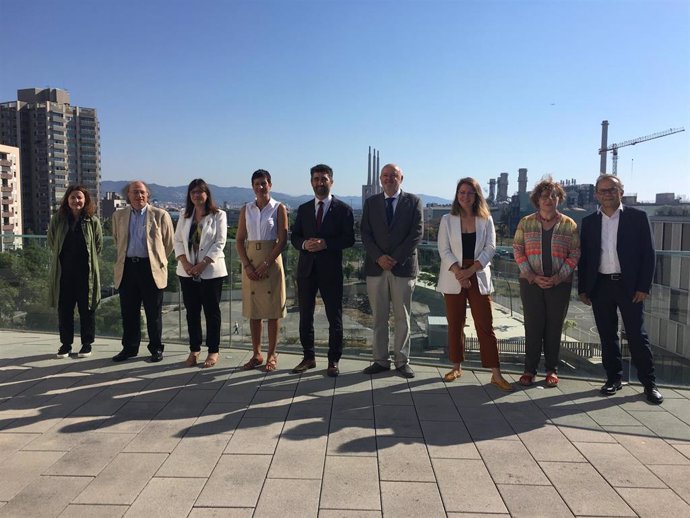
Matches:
[513,177,580,387]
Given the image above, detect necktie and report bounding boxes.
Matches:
[386,197,395,226]
[316,201,324,230]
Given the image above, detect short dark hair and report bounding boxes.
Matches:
[58,185,95,218]
[310,164,333,179]
[251,169,271,184]
[529,177,566,208]
[184,178,218,218]
[595,174,624,192]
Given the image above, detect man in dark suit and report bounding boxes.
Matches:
[290,164,355,377]
[360,163,423,378]
[578,174,662,404]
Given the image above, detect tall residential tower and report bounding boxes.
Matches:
[0,88,101,233]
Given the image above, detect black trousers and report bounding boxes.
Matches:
[297,268,344,363]
[519,279,572,374]
[118,259,164,354]
[179,276,225,354]
[57,274,95,347]
[591,274,655,386]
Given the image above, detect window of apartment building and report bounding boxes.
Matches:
[682,223,690,251]
[663,223,674,250]
[669,288,688,325]
[655,255,671,286]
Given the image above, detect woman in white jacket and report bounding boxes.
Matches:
[174,179,228,368]
[437,178,512,391]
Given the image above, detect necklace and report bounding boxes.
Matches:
[538,211,558,223]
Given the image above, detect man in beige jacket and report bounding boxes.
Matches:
[112,180,174,362]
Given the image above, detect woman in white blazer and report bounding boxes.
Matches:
[174,179,228,368]
[437,178,512,391]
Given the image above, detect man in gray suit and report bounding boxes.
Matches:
[361,163,424,378]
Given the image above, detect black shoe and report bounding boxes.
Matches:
[149,350,164,363]
[77,344,92,358]
[327,362,339,377]
[112,350,137,362]
[292,358,316,373]
[644,385,664,405]
[363,362,389,375]
[600,379,622,395]
[396,364,415,379]
[56,345,72,358]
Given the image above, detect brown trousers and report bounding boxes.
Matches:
[443,261,500,368]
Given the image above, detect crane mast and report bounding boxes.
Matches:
[598,120,685,175]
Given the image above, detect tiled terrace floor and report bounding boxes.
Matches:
[0,330,689,517]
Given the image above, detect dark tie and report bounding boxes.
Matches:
[386,197,395,226]
[316,201,324,230]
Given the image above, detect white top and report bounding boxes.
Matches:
[173,209,228,279]
[245,198,281,241]
[436,214,495,295]
[599,204,623,274]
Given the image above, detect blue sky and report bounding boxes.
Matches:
[1,0,688,201]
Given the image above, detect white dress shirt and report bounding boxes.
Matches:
[599,204,623,274]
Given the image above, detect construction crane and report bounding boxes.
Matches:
[598,120,685,175]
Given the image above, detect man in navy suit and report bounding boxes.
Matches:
[361,163,423,378]
[290,164,355,377]
[578,174,662,404]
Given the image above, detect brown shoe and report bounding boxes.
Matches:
[443,369,462,382]
[491,376,514,392]
[327,362,339,377]
[292,358,316,374]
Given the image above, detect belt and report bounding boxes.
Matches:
[598,273,621,281]
[126,257,149,263]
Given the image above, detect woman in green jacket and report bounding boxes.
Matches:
[48,185,103,358]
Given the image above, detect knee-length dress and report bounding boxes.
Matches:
[241,198,287,319]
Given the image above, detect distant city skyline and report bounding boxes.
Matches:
[1,0,688,201]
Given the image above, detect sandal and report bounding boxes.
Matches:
[545,372,559,387]
[443,369,462,382]
[185,353,199,367]
[519,373,535,386]
[263,355,278,372]
[242,355,264,370]
[491,376,514,392]
[203,353,219,369]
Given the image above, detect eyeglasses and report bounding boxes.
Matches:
[458,190,476,197]
[597,187,619,195]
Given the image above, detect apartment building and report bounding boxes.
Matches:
[0,88,101,233]
[0,144,23,250]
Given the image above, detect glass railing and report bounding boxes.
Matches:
[1,234,688,387]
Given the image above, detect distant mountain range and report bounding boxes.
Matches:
[101,181,452,210]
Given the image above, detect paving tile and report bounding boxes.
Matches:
[540,461,635,516]
[157,434,230,477]
[224,417,283,454]
[673,443,690,460]
[420,420,480,459]
[58,504,127,517]
[0,432,41,459]
[186,401,246,435]
[432,458,507,513]
[282,415,331,436]
[574,442,666,488]
[616,487,690,517]
[411,393,460,421]
[372,385,413,406]
[243,389,293,419]
[74,452,167,504]
[254,478,320,518]
[612,430,690,465]
[0,475,91,518]
[475,439,550,485]
[320,456,380,510]
[155,388,217,419]
[188,510,253,518]
[318,512,381,518]
[196,454,271,507]
[332,391,374,420]
[628,410,690,442]
[374,405,422,437]
[377,437,434,482]
[661,397,690,426]
[497,484,574,518]
[0,450,65,500]
[22,416,106,451]
[96,400,169,434]
[327,420,377,456]
[460,406,517,441]
[123,477,206,518]
[45,432,135,476]
[123,418,195,453]
[647,464,690,502]
[516,424,584,462]
[380,481,444,517]
[212,380,259,404]
[268,435,327,479]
